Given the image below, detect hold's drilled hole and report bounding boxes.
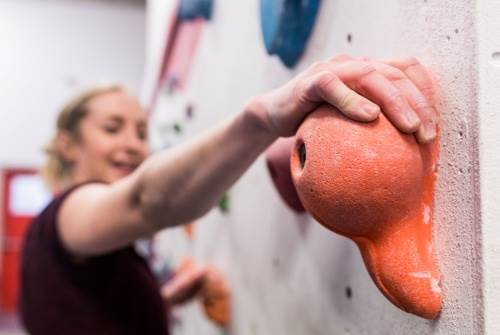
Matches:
[298,142,306,169]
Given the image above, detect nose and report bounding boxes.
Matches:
[122,127,147,156]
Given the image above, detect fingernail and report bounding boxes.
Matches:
[420,121,437,142]
[405,111,421,130]
[416,120,437,143]
[363,104,380,119]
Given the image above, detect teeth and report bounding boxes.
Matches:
[115,163,136,170]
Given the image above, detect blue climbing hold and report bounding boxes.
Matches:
[178,0,214,21]
[260,0,321,68]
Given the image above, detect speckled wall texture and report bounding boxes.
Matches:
[145,0,491,334]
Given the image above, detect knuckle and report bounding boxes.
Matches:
[338,90,358,110]
[400,57,421,70]
[413,95,432,110]
[385,91,406,107]
[406,56,421,66]
[309,61,326,72]
[314,72,340,92]
[331,54,352,62]
[293,75,320,102]
[357,63,377,78]
[421,86,436,100]
[388,69,406,81]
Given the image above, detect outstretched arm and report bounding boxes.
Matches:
[58,56,438,256]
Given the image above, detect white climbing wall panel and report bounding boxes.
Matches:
[143,0,497,334]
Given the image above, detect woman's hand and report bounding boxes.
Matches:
[161,260,231,327]
[250,55,438,143]
[161,259,207,306]
[199,266,231,328]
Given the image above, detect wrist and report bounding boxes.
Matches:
[241,97,279,143]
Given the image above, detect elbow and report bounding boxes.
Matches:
[138,189,214,229]
[137,186,175,229]
[133,171,171,229]
[133,166,216,229]
[135,183,204,229]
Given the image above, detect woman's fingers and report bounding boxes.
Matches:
[391,78,437,142]
[365,60,438,142]
[381,57,437,106]
[256,55,437,140]
[302,70,380,122]
[333,61,421,133]
[162,266,207,305]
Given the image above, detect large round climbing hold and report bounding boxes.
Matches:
[291,105,442,319]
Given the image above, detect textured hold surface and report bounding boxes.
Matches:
[265,137,305,213]
[291,106,441,319]
[174,259,232,327]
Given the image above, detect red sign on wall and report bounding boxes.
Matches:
[1,169,51,312]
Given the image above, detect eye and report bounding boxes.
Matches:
[137,123,148,141]
[103,122,121,134]
[137,128,148,141]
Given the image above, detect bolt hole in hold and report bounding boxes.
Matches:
[347,33,352,44]
[299,142,307,169]
[491,52,500,67]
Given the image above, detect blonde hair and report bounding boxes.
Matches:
[42,84,125,191]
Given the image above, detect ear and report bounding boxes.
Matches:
[54,130,80,165]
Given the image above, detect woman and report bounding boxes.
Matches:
[20,55,437,334]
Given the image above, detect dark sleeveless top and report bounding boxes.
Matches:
[20,184,169,335]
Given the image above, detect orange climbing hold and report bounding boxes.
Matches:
[291,105,441,319]
[184,222,196,239]
[200,267,231,328]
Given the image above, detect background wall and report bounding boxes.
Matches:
[0,0,146,168]
[145,0,490,334]
[0,1,146,332]
[477,0,500,334]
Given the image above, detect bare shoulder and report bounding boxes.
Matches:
[59,183,110,220]
[56,178,147,256]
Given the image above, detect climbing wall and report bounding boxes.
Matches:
[143,0,493,334]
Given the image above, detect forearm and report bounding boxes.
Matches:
[57,56,437,257]
[135,102,276,228]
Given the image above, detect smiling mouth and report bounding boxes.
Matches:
[112,161,138,173]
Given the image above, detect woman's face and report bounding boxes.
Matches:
[69,90,149,184]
